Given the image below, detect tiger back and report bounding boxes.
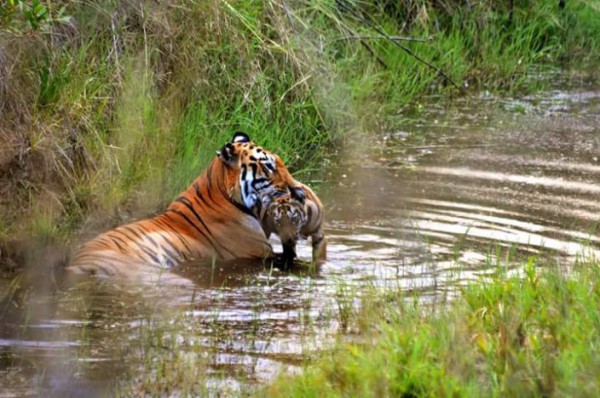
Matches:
[67,132,303,280]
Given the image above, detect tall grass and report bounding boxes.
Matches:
[0,1,333,243]
[0,0,599,247]
[266,259,600,397]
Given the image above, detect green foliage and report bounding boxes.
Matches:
[1,0,600,240]
[0,0,70,32]
[267,259,600,397]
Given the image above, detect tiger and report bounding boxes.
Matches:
[67,132,303,281]
[257,183,326,266]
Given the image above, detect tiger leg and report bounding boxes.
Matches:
[303,197,326,263]
[311,230,327,263]
[281,237,297,269]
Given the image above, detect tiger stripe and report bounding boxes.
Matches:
[257,183,326,264]
[67,133,302,281]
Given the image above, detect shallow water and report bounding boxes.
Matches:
[1,85,600,396]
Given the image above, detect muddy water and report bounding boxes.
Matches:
[1,87,600,396]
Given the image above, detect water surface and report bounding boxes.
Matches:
[1,86,599,396]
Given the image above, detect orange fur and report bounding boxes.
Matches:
[68,133,302,278]
[258,183,326,264]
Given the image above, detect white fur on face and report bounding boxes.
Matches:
[239,152,277,209]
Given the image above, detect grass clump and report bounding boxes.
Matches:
[1,0,335,244]
[266,259,600,397]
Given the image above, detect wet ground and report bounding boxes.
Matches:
[1,85,599,396]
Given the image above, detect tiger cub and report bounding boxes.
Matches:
[257,185,325,265]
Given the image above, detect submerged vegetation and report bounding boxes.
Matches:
[267,260,600,397]
[0,0,599,249]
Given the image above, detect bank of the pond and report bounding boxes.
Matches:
[1,0,600,252]
[266,260,600,397]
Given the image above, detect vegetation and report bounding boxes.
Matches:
[2,2,600,395]
[1,0,599,248]
[2,1,600,395]
[266,259,600,397]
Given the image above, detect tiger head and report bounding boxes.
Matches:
[261,193,307,248]
[216,132,302,211]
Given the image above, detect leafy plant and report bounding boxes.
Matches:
[0,0,70,32]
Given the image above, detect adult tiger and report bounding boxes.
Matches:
[257,183,326,266]
[67,132,302,280]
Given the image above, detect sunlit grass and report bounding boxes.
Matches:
[266,258,600,397]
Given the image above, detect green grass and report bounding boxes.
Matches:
[266,258,600,397]
[1,0,599,244]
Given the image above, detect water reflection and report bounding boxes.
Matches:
[1,86,600,395]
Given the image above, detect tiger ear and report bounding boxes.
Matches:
[217,142,238,167]
[289,186,306,203]
[232,131,250,143]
